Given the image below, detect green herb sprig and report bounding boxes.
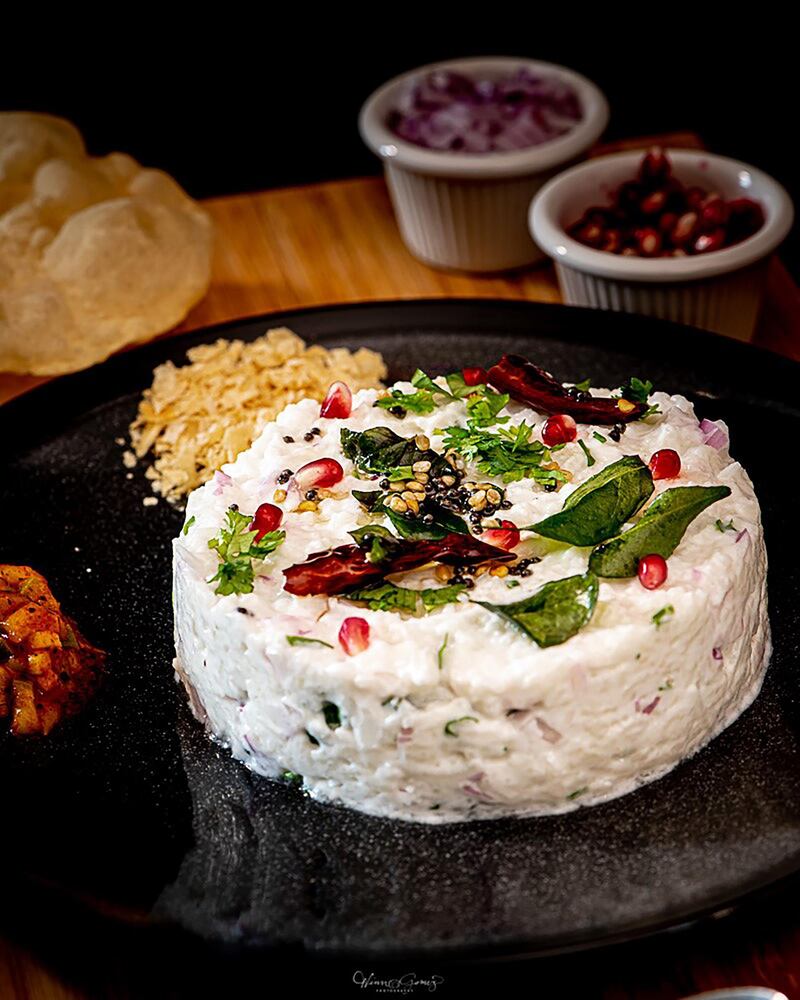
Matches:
[438,420,564,486]
[207,507,285,596]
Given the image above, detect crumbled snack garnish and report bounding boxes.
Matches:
[129,327,386,503]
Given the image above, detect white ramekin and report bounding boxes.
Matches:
[530,148,794,341]
[359,56,608,272]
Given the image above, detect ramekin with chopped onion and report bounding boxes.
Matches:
[529,148,794,340]
[359,56,608,272]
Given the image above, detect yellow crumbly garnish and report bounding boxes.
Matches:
[128,326,386,503]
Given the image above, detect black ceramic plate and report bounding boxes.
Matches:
[2,299,800,961]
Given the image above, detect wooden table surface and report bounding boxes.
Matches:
[2,134,800,999]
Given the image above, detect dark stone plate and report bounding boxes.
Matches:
[2,299,799,960]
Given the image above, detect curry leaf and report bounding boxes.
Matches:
[476,572,598,647]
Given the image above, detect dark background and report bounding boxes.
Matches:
[1,27,797,272]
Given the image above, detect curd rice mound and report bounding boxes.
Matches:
[172,356,769,823]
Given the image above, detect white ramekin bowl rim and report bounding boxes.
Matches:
[358,55,609,180]
[530,148,794,282]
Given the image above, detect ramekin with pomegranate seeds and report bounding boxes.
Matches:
[530,148,793,341]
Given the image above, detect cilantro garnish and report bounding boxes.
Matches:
[574,378,592,392]
[286,635,334,649]
[207,507,285,596]
[345,581,466,614]
[437,633,448,670]
[616,377,660,419]
[182,515,196,536]
[577,439,596,467]
[444,716,478,737]
[281,770,303,783]
[566,786,588,801]
[592,431,607,443]
[438,420,565,486]
[506,579,521,589]
[375,388,437,416]
[651,605,675,628]
[619,377,654,403]
[715,518,737,533]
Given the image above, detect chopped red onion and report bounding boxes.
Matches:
[712,646,724,661]
[213,470,233,495]
[699,418,728,449]
[388,67,582,153]
[735,528,750,545]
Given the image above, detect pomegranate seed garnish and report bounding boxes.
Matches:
[339,617,370,655]
[671,211,698,246]
[481,520,521,551]
[638,554,668,590]
[320,381,352,419]
[685,186,706,210]
[634,227,662,256]
[649,449,681,480]
[639,148,670,185]
[294,458,344,491]
[700,196,729,228]
[541,413,577,446]
[640,190,667,214]
[251,502,283,540]
[462,366,488,387]
[694,229,726,254]
[658,211,678,234]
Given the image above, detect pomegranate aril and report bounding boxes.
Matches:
[634,227,661,256]
[541,413,577,446]
[601,229,621,253]
[481,519,520,551]
[693,229,726,254]
[251,502,283,540]
[648,449,681,480]
[320,381,352,419]
[700,196,729,229]
[294,458,344,491]
[671,211,698,246]
[638,148,670,185]
[685,186,706,210]
[658,211,678,234]
[638,554,668,590]
[640,190,667,215]
[339,616,370,655]
[462,366,488,386]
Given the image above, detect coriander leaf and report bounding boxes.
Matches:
[322,701,341,729]
[375,388,436,415]
[476,572,598,647]
[466,387,510,427]
[412,369,453,396]
[444,371,477,399]
[715,518,737,533]
[619,377,654,403]
[345,581,465,615]
[567,786,588,800]
[530,456,654,547]
[506,579,521,589]
[592,431,607,443]
[574,378,592,392]
[444,716,478,737]
[182,514,196,536]
[590,485,731,578]
[286,635,335,648]
[281,771,303,783]
[651,605,675,628]
[577,439,596,467]
[439,420,563,486]
[421,584,467,610]
[437,633,448,670]
[207,507,285,596]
